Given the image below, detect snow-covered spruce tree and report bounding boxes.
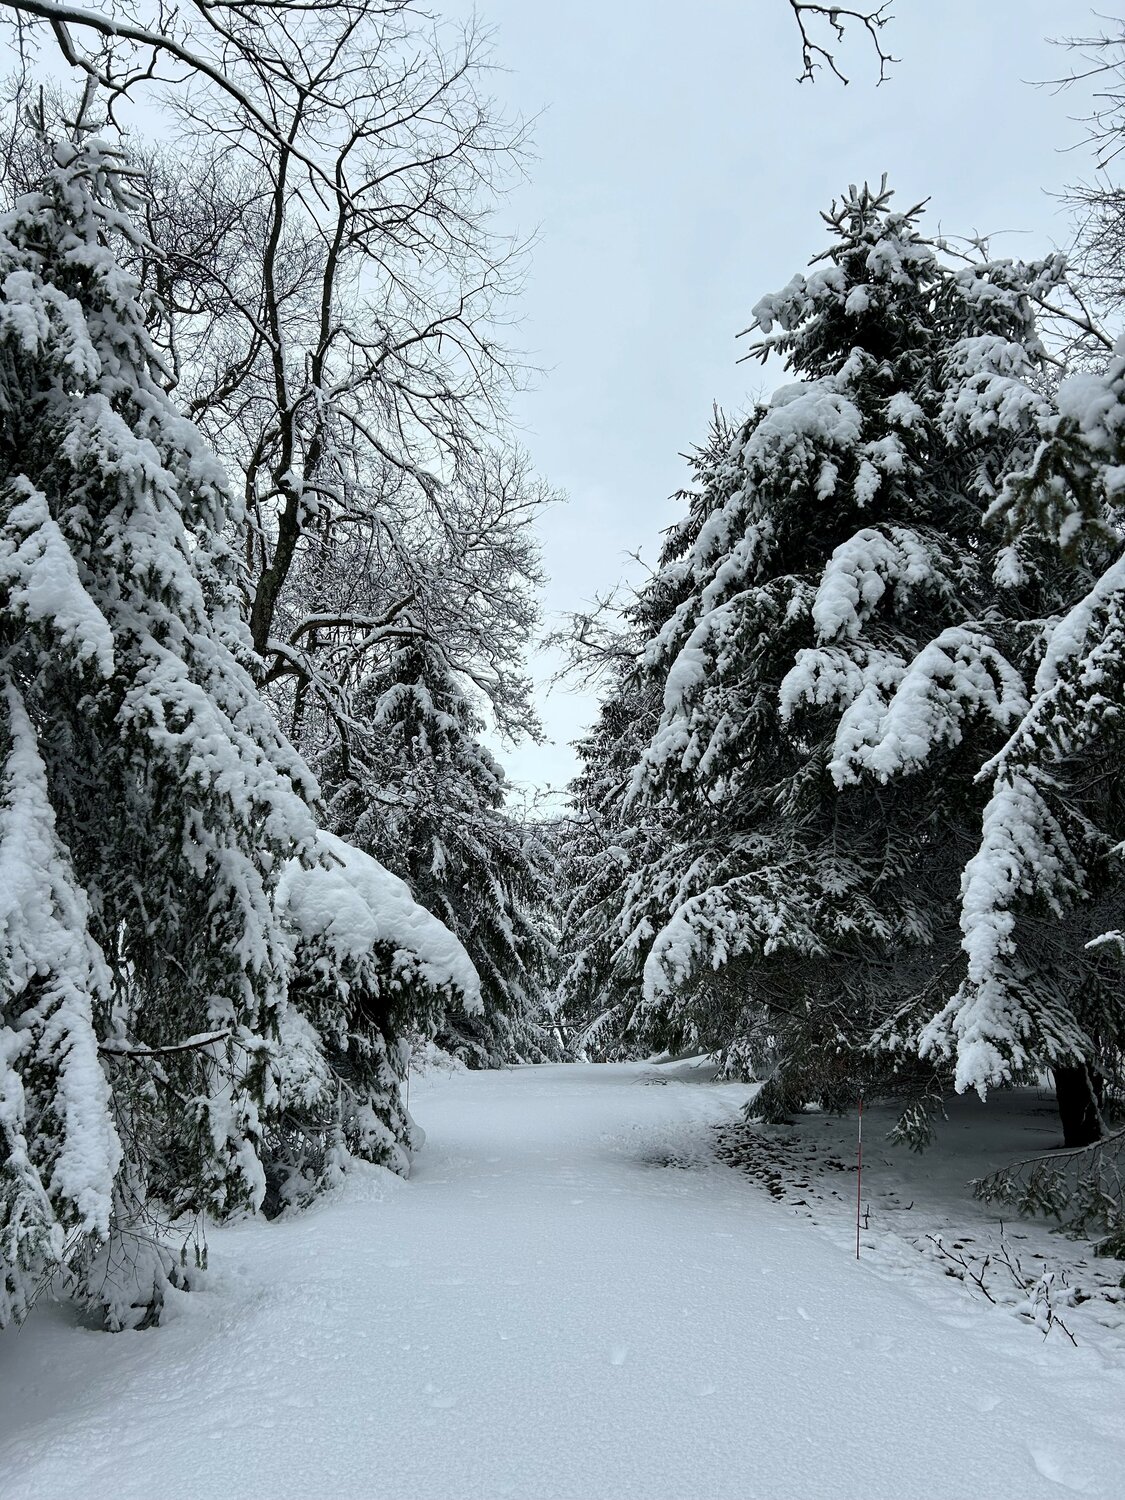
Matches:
[555,677,656,1058]
[616,182,1067,1126]
[0,120,325,1326]
[916,343,1125,1147]
[319,640,556,1067]
[553,422,741,1061]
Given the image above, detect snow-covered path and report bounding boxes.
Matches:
[2,1062,1123,1500]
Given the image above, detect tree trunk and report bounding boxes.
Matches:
[1053,1065,1103,1148]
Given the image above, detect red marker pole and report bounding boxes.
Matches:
[856,1095,863,1260]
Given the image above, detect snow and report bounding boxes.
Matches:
[830,626,1028,786]
[278,830,482,1012]
[1055,347,1125,449]
[3,1061,1123,1500]
[928,770,1088,1096]
[779,643,900,719]
[0,479,114,674]
[942,334,1048,440]
[720,1084,1125,1370]
[809,525,941,643]
[741,381,864,476]
[886,391,924,428]
[0,684,119,1258]
[1032,550,1125,700]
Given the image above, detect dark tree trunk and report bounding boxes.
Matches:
[1053,1065,1103,1148]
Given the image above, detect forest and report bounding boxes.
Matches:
[1,3,1125,1497]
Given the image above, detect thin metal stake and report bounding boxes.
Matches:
[856,1095,863,1260]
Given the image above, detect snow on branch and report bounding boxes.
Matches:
[98,1030,231,1059]
[829,628,1028,786]
[0,0,342,191]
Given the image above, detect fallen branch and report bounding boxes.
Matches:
[923,1232,1078,1344]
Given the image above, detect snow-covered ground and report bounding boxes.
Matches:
[2,1061,1123,1500]
[718,1085,1125,1349]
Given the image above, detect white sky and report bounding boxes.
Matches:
[449,0,1107,804]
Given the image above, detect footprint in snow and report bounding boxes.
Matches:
[1030,1448,1092,1493]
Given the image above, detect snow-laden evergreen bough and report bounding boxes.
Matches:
[0,122,482,1328]
[573,182,1077,1128]
[274,830,481,1200]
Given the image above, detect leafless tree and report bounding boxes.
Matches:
[1050,17,1125,170]
[0,1,554,749]
[1034,20,1125,366]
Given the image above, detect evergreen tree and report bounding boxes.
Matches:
[919,342,1125,1144]
[554,597,669,1058]
[0,120,324,1326]
[606,183,1067,1125]
[319,640,556,1066]
[273,829,481,1206]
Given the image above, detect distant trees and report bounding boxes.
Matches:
[319,639,557,1067]
[554,653,660,1058]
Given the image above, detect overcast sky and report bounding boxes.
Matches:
[4,2,1105,804]
[440,0,1107,804]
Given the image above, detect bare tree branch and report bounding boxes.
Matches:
[99,1030,232,1059]
[786,1,896,85]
